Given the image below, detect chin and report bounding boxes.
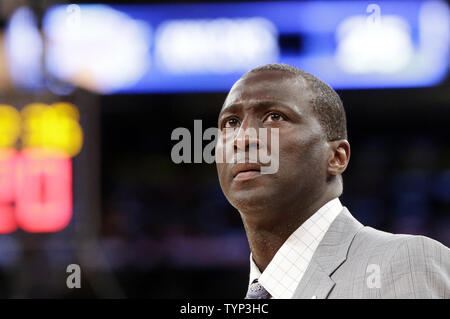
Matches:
[227,188,274,212]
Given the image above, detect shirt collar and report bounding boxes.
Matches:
[248,197,343,298]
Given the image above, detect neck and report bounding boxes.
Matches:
[241,190,337,272]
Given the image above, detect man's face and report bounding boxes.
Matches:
[216,70,331,214]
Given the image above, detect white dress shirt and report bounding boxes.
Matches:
[248,197,343,299]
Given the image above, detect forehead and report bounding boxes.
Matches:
[222,70,314,114]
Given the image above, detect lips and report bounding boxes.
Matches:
[231,163,261,180]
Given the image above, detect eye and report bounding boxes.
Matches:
[264,112,285,123]
[223,118,240,128]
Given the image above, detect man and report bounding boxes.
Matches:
[215,63,450,299]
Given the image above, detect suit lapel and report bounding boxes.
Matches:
[292,208,364,299]
[292,261,336,299]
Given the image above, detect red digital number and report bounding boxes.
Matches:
[0,149,19,233]
[0,148,73,234]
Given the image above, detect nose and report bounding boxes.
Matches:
[233,119,260,153]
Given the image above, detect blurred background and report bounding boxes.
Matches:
[0,0,449,298]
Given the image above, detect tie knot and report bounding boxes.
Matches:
[245,279,271,299]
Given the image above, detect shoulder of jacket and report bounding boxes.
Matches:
[350,226,450,264]
[350,225,409,253]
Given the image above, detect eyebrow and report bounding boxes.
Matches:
[219,100,300,119]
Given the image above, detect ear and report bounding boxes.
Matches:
[327,139,350,176]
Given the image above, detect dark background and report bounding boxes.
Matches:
[0,0,449,298]
[99,87,450,297]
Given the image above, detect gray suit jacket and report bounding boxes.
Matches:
[292,207,450,299]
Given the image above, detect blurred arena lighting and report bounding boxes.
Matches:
[336,16,415,73]
[14,148,73,233]
[4,6,44,91]
[336,0,450,80]
[21,103,84,158]
[418,1,450,76]
[36,1,450,93]
[0,105,21,148]
[0,148,18,233]
[43,4,152,94]
[154,18,278,74]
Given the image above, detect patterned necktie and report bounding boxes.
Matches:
[245,279,271,299]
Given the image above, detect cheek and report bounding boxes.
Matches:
[278,133,327,174]
[215,141,230,189]
[215,131,235,164]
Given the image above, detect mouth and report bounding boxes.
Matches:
[232,163,262,181]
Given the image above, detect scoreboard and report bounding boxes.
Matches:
[0,102,82,233]
[0,92,100,235]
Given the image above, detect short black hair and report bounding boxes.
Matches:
[247,63,347,141]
